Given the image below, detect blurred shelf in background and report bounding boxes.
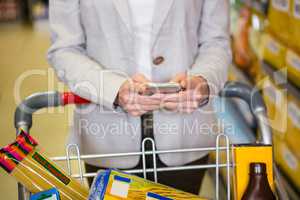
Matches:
[0,0,21,22]
[0,0,48,24]
[231,0,300,198]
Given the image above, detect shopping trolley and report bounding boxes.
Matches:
[14,81,289,200]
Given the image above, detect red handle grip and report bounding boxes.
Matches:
[61,92,91,105]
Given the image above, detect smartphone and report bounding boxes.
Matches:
[145,82,182,94]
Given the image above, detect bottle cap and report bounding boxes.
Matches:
[249,162,267,174]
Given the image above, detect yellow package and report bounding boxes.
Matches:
[286,49,300,87]
[89,169,206,200]
[291,0,300,52]
[267,0,291,44]
[262,78,288,137]
[273,137,300,189]
[262,33,287,70]
[0,131,89,200]
[285,94,300,159]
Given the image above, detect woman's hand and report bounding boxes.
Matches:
[162,73,209,113]
[116,74,164,116]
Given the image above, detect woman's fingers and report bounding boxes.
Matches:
[123,103,146,116]
[124,95,200,116]
[162,102,178,110]
[119,76,167,116]
[163,90,202,102]
[128,110,148,117]
[122,93,165,116]
[132,73,150,83]
[136,93,165,104]
[124,103,161,112]
[123,93,164,105]
[162,101,199,112]
[124,103,162,117]
[170,73,186,83]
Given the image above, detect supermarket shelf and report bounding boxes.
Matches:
[276,165,300,198]
[261,61,300,100]
[241,0,269,16]
[262,61,300,198]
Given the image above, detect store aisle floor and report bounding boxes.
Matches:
[0,22,72,200]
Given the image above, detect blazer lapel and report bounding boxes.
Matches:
[151,0,175,49]
[112,0,132,32]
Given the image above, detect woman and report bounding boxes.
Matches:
[48,0,231,194]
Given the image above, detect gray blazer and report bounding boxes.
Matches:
[48,0,231,168]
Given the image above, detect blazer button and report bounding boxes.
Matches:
[153,56,165,65]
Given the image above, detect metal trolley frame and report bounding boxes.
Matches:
[13,82,288,200]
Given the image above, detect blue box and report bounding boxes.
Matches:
[30,188,60,200]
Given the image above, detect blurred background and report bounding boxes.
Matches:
[0,0,72,199]
[0,0,300,199]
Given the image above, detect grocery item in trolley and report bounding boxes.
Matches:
[241,163,275,200]
[0,130,89,200]
[89,169,206,200]
[30,188,60,200]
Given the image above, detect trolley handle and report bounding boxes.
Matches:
[14,81,272,145]
[61,92,91,105]
[14,92,90,132]
[220,81,272,145]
